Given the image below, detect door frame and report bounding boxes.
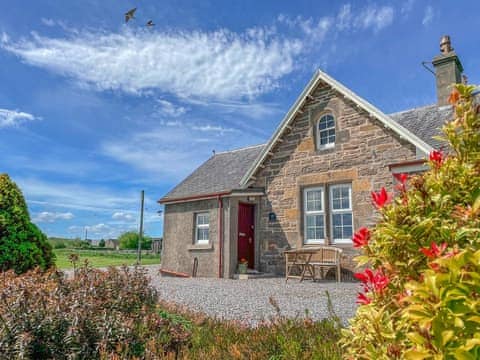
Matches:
[237,202,255,269]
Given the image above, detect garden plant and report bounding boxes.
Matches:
[342,84,480,359]
[0,174,54,273]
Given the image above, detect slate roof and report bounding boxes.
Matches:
[389,104,453,149]
[160,144,265,202]
[160,105,453,202]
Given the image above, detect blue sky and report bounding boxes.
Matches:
[0,1,478,239]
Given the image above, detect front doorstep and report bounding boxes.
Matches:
[233,269,276,280]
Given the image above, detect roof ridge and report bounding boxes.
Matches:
[215,143,266,155]
[388,104,437,116]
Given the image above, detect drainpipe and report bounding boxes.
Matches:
[218,195,223,278]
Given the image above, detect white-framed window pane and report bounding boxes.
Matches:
[304,187,325,243]
[330,184,353,243]
[197,213,209,225]
[306,215,324,242]
[197,228,209,241]
[317,114,336,149]
[306,190,322,212]
[331,186,351,210]
[195,212,209,243]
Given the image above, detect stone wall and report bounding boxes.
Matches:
[162,199,220,277]
[253,81,418,275]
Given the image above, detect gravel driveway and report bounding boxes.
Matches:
[149,272,360,326]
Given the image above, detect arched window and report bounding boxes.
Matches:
[316,114,335,149]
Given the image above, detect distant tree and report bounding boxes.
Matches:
[98,239,105,248]
[0,174,54,273]
[118,231,152,250]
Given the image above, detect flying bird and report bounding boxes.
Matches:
[146,20,155,27]
[125,8,136,23]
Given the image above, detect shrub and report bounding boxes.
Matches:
[119,231,152,250]
[0,174,54,273]
[0,266,190,359]
[342,84,480,358]
[159,297,343,360]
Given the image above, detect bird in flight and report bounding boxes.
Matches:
[146,20,155,27]
[125,8,137,23]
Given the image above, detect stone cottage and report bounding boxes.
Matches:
[159,36,463,278]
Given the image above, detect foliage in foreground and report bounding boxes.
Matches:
[342,85,480,359]
[0,173,54,273]
[0,266,190,359]
[0,265,343,359]
[168,296,343,360]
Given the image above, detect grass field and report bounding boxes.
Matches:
[54,249,161,269]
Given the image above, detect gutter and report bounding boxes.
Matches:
[217,195,223,278]
[159,268,190,278]
[388,159,426,170]
[158,189,265,205]
[158,191,231,205]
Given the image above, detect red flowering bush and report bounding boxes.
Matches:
[342,84,480,358]
[0,266,191,359]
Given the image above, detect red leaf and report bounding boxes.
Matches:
[429,150,443,168]
[352,227,371,248]
[356,292,371,305]
[393,173,408,184]
[371,187,392,209]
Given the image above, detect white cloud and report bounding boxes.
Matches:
[68,223,137,239]
[17,177,141,213]
[337,4,352,30]
[101,119,260,180]
[34,211,74,223]
[280,4,394,37]
[355,6,394,32]
[277,14,331,42]
[87,223,110,233]
[112,211,135,222]
[2,28,302,101]
[401,0,415,16]
[0,108,37,128]
[41,18,56,27]
[422,6,434,26]
[191,124,236,133]
[1,32,9,44]
[155,99,187,117]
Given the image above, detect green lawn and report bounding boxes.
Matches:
[54,249,161,269]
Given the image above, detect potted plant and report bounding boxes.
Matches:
[238,258,248,274]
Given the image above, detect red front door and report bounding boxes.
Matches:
[238,203,255,269]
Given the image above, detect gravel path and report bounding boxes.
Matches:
[149,272,360,326]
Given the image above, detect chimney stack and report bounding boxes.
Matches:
[432,35,464,106]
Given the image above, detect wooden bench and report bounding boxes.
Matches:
[284,246,342,283]
[309,246,342,282]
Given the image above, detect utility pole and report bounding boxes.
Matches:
[84,227,88,241]
[137,190,145,264]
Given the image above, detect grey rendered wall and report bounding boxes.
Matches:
[162,199,220,277]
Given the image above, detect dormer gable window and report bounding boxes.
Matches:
[316,114,335,150]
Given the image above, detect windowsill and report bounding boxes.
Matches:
[303,241,325,245]
[188,243,214,251]
[331,241,353,247]
[315,146,335,154]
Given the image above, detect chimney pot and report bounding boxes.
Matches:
[432,35,463,106]
[439,35,453,54]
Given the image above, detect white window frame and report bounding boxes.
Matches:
[329,184,353,244]
[194,212,210,244]
[303,187,325,244]
[316,114,336,150]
